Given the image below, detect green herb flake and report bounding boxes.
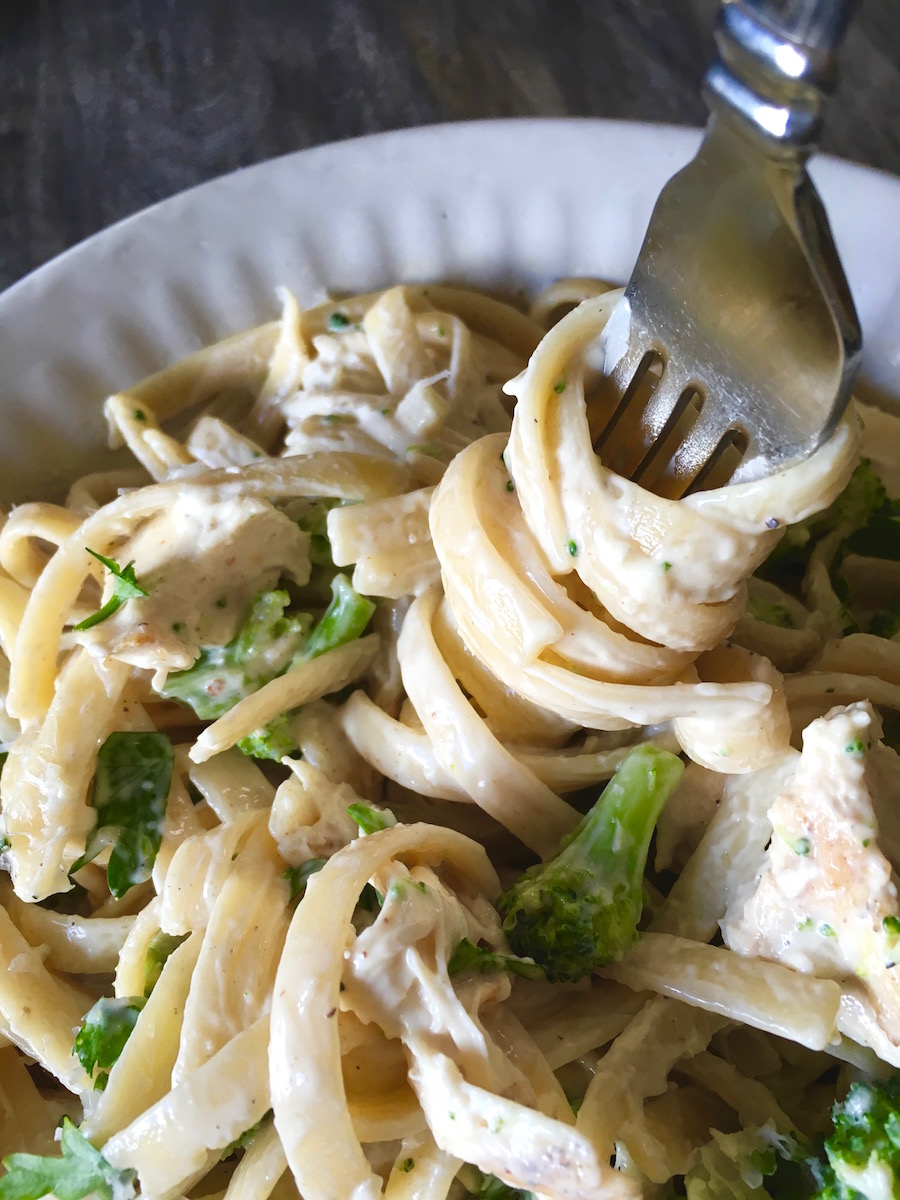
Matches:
[398,1158,415,1174]
[348,803,397,835]
[74,550,149,632]
[662,561,672,572]
[143,931,188,997]
[819,923,837,939]
[553,377,566,394]
[506,480,515,492]
[884,915,900,941]
[747,594,794,627]
[845,739,866,756]
[221,1112,272,1160]
[328,312,351,331]
[72,731,174,900]
[437,325,446,337]
[0,1117,136,1200]
[567,540,578,557]
[74,996,145,1090]
[132,408,146,422]
[282,858,327,904]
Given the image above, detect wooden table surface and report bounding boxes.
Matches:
[2,0,898,292]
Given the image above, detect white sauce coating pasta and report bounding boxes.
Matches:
[0,279,898,1200]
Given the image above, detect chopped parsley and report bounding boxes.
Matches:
[327,311,351,331]
[347,803,397,835]
[282,858,327,904]
[747,594,794,627]
[221,1112,271,1160]
[0,1118,136,1200]
[143,931,188,997]
[74,996,145,1090]
[74,550,148,632]
[72,731,174,899]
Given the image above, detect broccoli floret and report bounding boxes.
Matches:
[161,575,374,723]
[825,460,887,534]
[870,605,900,641]
[160,589,312,719]
[303,573,375,662]
[683,1126,808,1199]
[237,713,299,761]
[447,937,545,981]
[497,744,684,983]
[458,1165,534,1200]
[759,461,887,595]
[748,594,795,629]
[808,1076,900,1199]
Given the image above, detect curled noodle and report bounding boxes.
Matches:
[431,289,859,772]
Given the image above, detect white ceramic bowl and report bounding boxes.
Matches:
[1,119,898,503]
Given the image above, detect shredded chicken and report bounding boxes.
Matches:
[722,702,900,1045]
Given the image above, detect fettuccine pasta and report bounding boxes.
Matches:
[0,279,898,1200]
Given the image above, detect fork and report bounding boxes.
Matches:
[594,0,862,498]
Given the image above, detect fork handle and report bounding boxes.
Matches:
[704,0,859,154]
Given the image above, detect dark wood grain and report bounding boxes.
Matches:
[1,0,898,291]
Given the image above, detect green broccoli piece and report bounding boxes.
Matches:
[447,937,545,981]
[162,576,374,727]
[497,744,684,983]
[347,802,397,835]
[458,1166,534,1200]
[237,713,299,761]
[160,589,312,719]
[808,1076,900,1198]
[758,461,887,595]
[303,573,375,662]
[747,595,795,629]
[292,497,342,569]
[683,1125,807,1199]
[221,1111,272,1160]
[823,460,887,534]
[870,605,900,641]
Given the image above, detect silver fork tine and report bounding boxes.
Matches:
[592,0,861,492]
